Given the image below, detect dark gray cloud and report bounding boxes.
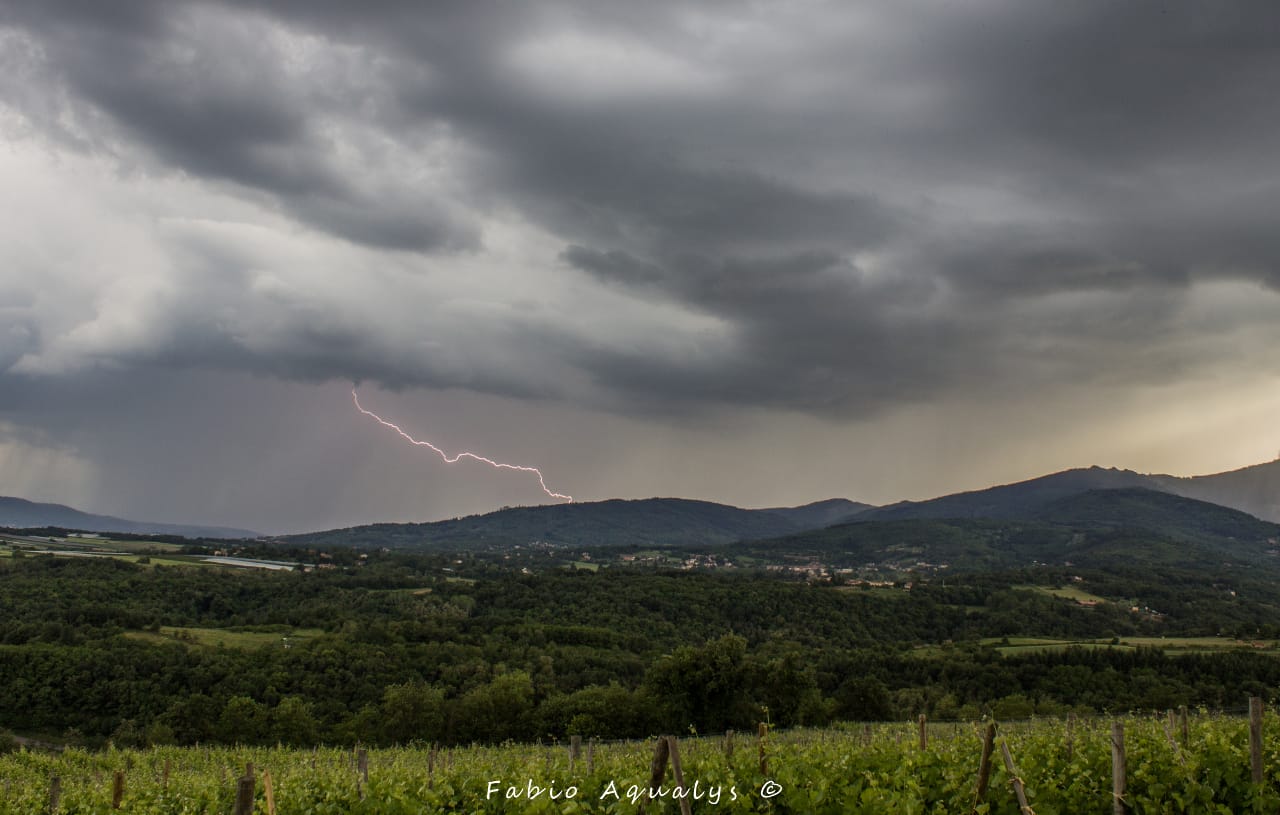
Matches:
[4,0,1279,415]
[1,0,478,252]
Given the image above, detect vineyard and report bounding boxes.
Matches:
[4,707,1280,814]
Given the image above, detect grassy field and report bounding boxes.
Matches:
[912,635,1280,657]
[123,626,327,649]
[982,636,1278,655]
[0,534,270,570]
[1017,583,1112,605]
[63,537,185,553]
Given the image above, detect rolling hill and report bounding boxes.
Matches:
[741,487,1280,574]
[283,497,872,550]
[1151,459,1280,524]
[0,496,257,539]
[857,460,1280,524]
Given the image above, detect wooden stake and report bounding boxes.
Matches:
[972,721,993,808]
[971,723,996,813]
[666,736,693,815]
[111,770,125,810]
[758,722,769,775]
[1066,713,1075,763]
[1179,705,1189,745]
[48,776,61,814]
[570,735,581,772]
[1111,721,1127,815]
[638,736,670,815]
[358,749,369,783]
[1250,696,1264,785]
[263,769,277,815]
[918,713,928,750]
[1161,720,1185,766]
[162,759,170,790]
[587,738,596,775]
[233,774,255,815]
[724,729,734,759]
[999,741,1035,815]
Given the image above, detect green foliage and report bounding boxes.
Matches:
[5,548,1280,746]
[4,715,1280,813]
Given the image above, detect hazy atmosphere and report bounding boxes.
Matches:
[2,1,1279,533]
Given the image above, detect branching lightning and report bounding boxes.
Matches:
[352,389,573,502]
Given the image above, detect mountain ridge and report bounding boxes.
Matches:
[282,496,873,549]
[857,461,1280,524]
[0,496,258,539]
[3,457,1276,547]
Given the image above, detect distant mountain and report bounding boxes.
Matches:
[0,496,257,539]
[759,498,874,528]
[857,460,1280,524]
[1150,459,1280,524]
[283,497,871,550]
[858,466,1156,522]
[742,488,1280,574]
[1033,487,1280,547]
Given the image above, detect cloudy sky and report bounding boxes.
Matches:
[2,1,1279,533]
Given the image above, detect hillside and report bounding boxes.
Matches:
[1152,459,1280,523]
[856,461,1280,524]
[857,467,1157,522]
[740,488,1280,574]
[0,496,257,539]
[283,497,869,550]
[1033,487,1280,547]
[758,498,873,527]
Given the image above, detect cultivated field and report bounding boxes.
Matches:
[4,708,1280,813]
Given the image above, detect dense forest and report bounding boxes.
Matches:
[3,547,1280,749]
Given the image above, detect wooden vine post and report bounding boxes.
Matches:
[111,770,125,810]
[1065,713,1075,762]
[233,773,255,815]
[758,722,769,776]
[48,776,62,814]
[263,769,278,815]
[1111,721,1127,815]
[637,736,670,815]
[918,713,928,751]
[971,722,996,813]
[1249,696,1264,785]
[999,740,1035,815]
[666,736,693,815]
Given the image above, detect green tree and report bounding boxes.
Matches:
[380,683,445,744]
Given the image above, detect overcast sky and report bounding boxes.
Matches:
[2,1,1279,534]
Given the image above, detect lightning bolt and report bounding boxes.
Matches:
[352,389,573,503]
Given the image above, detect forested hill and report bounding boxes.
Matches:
[741,487,1280,573]
[856,461,1280,524]
[283,497,872,549]
[1151,458,1280,525]
[0,496,257,539]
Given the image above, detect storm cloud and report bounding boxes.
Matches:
[2,1,1279,529]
